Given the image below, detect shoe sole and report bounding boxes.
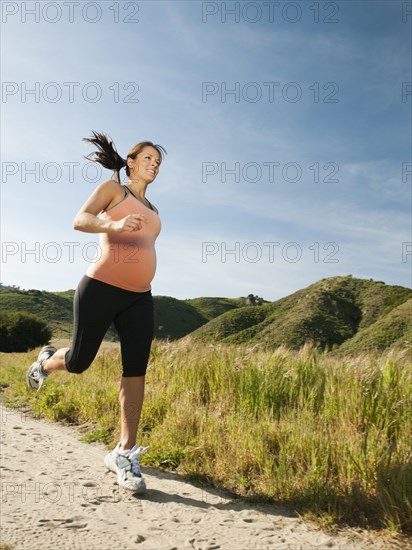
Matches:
[26,346,57,391]
[26,362,41,390]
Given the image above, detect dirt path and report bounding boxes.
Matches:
[0,405,402,550]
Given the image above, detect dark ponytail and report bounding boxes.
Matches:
[83,130,167,183]
[82,131,126,183]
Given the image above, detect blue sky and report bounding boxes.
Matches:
[1,0,411,301]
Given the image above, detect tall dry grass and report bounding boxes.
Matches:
[1,338,411,533]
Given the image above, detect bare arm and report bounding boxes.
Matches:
[73,180,147,233]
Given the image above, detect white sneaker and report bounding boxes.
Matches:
[26,345,57,391]
[104,443,149,493]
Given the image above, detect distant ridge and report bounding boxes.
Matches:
[0,286,76,340]
[0,285,247,341]
[1,276,411,354]
[190,276,412,354]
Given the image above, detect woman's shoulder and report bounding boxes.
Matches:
[93,179,125,198]
[98,178,122,190]
[91,179,126,212]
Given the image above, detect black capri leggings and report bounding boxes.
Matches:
[65,275,154,377]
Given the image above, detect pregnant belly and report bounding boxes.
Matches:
[86,241,157,292]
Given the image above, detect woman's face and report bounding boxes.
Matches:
[128,146,161,183]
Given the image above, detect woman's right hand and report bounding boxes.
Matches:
[73,180,149,234]
[112,214,148,233]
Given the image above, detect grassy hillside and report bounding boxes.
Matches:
[192,276,412,353]
[0,287,74,339]
[154,296,263,338]
[337,298,412,354]
[0,286,119,340]
[1,342,411,534]
[2,276,410,354]
[153,296,207,339]
[0,286,246,341]
[184,296,244,320]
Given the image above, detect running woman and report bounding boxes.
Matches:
[26,131,166,494]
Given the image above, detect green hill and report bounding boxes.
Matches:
[153,296,207,339]
[0,286,247,342]
[154,296,256,338]
[191,276,412,354]
[0,286,120,340]
[337,298,412,354]
[184,297,245,320]
[0,286,74,339]
[1,276,411,354]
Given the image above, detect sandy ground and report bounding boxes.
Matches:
[0,405,407,550]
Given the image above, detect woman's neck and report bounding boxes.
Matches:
[125,179,148,199]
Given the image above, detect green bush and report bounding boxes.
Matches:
[0,311,52,352]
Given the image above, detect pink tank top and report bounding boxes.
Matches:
[86,186,161,292]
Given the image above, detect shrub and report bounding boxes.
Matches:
[0,311,52,352]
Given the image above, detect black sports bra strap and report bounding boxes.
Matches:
[123,185,154,211]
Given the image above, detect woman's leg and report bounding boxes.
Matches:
[42,348,70,373]
[118,376,145,451]
[43,276,117,376]
[113,291,154,451]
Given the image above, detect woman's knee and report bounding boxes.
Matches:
[122,364,148,377]
[65,352,93,375]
